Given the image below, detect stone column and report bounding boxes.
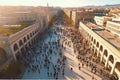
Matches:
[100,52,103,62]
[110,58,117,74]
[105,55,110,67]
[110,61,116,74]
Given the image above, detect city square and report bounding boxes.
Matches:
[0,0,120,80]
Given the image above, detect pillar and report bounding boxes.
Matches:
[110,61,116,74]
[105,55,109,67]
[100,52,103,62]
[12,51,17,61]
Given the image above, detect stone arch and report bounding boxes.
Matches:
[100,45,103,52]
[113,62,120,80]
[94,49,97,56]
[108,55,114,64]
[115,62,120,72]
[96,42,99,48]
[13,43,18,51]
[30,33,32,37]
[23,37,26,43]
[19,40,23,47]
[103,49,108,57]
[94,39,96,44]
[27,34,30,40]
[0,47,7,65]
[91,37,93,41]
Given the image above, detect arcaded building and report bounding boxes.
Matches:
[79,21,120,80]
[0,7,52,68]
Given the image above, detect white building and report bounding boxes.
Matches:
[79,21,120,80]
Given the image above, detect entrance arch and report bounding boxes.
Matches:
[19,40,23,47]
[108,55,114,64]
[13,43,18,51]
[100,45,103,52]
[103,50,108,57]
[96,42,99,48]
[113,62,120,80]
[115,62,120,73]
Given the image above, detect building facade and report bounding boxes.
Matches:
[106,21,120,36]
[79,21,120,80]
[64,9,94,28]
[0,7,52,68]
[94,16,120,36]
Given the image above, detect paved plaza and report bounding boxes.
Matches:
[21,25,102,80]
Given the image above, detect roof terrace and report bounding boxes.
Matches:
[84,22,120,50]
[85,22,103,30]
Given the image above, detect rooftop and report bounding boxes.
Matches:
[85,22,103,30]
[95,30,120,50]
[84,22,120,50]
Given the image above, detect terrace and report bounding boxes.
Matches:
[84,22,120,50]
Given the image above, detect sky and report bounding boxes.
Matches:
[0,0,120,7]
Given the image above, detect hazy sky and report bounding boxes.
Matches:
[0,0,120,7]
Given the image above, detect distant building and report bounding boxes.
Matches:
[94,16,112,27]
[106,21,120,36]
[94,16,120,36]
[72,10,94,28]
[64,9,94,28]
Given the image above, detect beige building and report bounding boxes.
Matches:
[64,9,94,28]
[0,6,52,68]
[0,16,49,65]
[79,21,120,80]
[94,16,104,26]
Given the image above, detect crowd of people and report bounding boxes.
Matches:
[17,26,69,79]
[61,27,111,80]
[16,23,112,79]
